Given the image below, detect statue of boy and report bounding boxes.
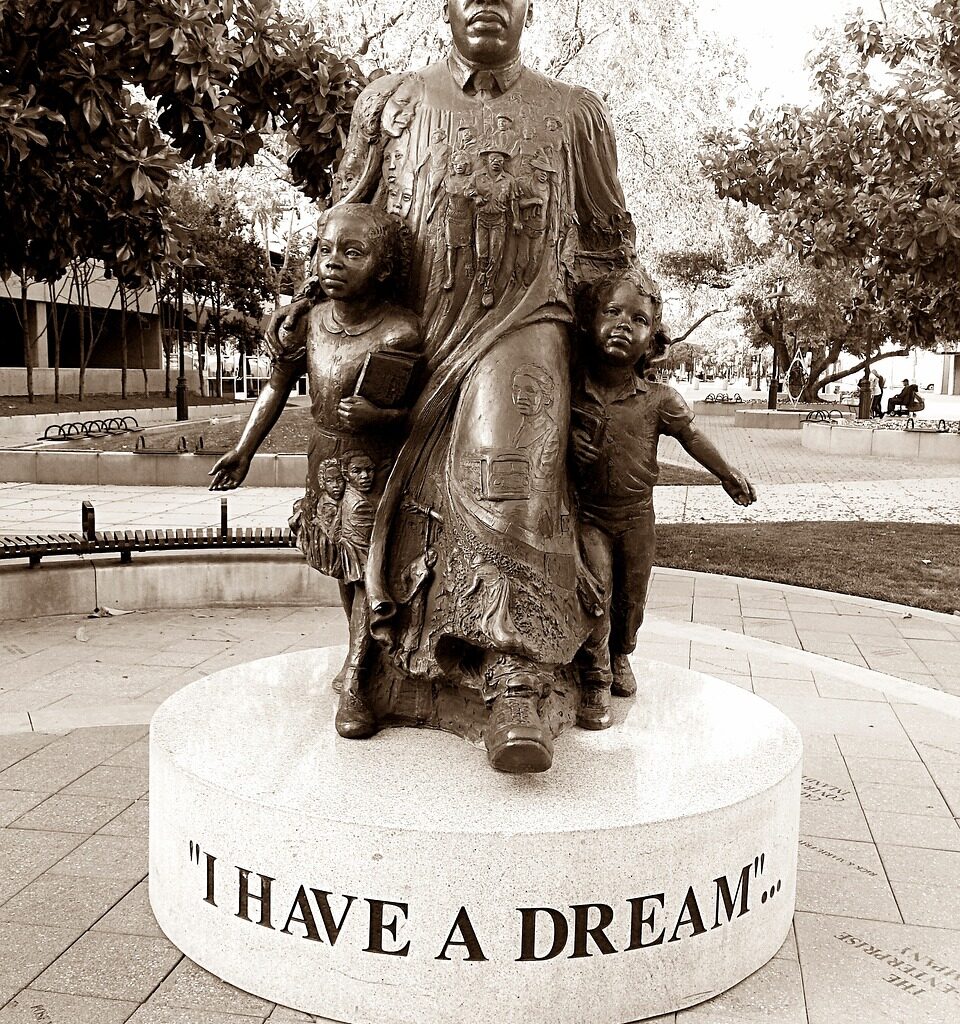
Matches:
[570,267,756,728]
[210,204,421,738]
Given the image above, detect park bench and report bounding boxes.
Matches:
[0,499,295,567]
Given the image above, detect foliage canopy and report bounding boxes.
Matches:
[701,0,960,351]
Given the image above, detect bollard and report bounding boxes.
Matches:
[220,497,228,536]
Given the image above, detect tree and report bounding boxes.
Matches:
[701,1,960,375]
[0,0,366,399]
[167,177,272,396]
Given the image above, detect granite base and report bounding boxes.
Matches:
[149,648,802,1024]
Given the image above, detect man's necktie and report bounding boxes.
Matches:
[472,71,498,102]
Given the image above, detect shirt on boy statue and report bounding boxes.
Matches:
[574,374,694,527]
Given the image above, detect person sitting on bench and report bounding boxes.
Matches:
[885,380,924,416]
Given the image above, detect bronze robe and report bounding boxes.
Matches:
[335,52,634,685]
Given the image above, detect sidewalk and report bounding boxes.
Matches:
[1,572,960,1022]
[2,414,959,1022]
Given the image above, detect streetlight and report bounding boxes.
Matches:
[176,253,205,421]
[766,278,788,411]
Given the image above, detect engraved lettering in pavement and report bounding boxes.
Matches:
[836,932,960,1000]
[802,776,851,803]
[798,839,879,878]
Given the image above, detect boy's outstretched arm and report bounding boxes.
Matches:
[673,423,757,506]
[209,361,300,490]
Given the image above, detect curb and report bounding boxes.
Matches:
[643,618,960,720]
[0,402,242,444]
[0,548,338,621]
[801,420,960,463]
[0,449,307,487]
[652,565,960,626]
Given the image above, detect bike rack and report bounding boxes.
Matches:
[40,415,140,441]
[135,435,190,454]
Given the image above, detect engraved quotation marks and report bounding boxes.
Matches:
[754,852,782,905]
[189,839,218,906]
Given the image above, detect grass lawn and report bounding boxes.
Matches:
[2,393,240,417]
[657,522,960,615]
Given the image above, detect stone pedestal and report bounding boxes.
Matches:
[149,649,802,1024]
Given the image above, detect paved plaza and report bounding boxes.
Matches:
[1,412,959,1022]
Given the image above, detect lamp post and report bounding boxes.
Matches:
[175,254,205,421]
[766,278,788,411]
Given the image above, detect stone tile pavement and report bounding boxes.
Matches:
[2,412,959,534]
[1,569,959,1022]
[1,414,959,1021]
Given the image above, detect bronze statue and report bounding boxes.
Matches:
[210,203,421,737]
[349,0,637,773]
[216,1,754,775]
[571,267,756,728]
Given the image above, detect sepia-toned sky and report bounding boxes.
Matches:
[698,0,890,101]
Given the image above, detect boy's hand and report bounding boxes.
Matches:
[209,449,251,491]
[722,470,756,507]
[571,428,601,467]
[339,395,383,430]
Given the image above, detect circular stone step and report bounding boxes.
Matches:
[149,648,802,1024]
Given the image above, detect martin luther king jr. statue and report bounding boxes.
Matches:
[284,1,636,773]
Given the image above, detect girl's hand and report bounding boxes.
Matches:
[209,449,251,490]
[338,395,384,430]
[571,428,601,467]
[722,470,756,506]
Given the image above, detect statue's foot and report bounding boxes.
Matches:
[611,655,637,697]
[484,694,553,773]
[577,683,612,730]
[335,689,378,739]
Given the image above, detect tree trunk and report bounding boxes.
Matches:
[158,278,171,398]
[72,263,87,402]
[214,289,223,399]
[19,269,34,403]
[79,277,118,397]
[134,287,149,398]
[48,283,62,404]
[816,348,911,392]
[197,333,207,397]
[119,282,129,400]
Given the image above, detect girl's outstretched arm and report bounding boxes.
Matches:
[209,361,300,490]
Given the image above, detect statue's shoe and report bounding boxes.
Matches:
[611,655,637,697]
[577,683,612,730]
[335,689,378,739]
[331,658,347,694]
[484,694,553,774]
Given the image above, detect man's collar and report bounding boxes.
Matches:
[583,371,649,405]
[446,46,522,95]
